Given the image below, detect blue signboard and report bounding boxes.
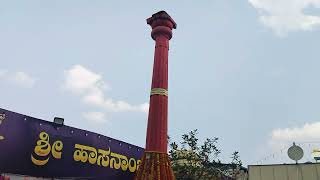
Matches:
[0,108,144,179]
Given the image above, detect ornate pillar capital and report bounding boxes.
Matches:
[147,11,177,40]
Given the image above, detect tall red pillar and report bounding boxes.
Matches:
[134,11,176,180]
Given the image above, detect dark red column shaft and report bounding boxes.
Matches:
[145,11,176,153]
[134,11,176,180]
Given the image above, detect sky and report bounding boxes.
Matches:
[1,0,320,166]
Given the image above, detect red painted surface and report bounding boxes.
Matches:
[134,11,176,180]
[0,176,10,180]
[145,11,176,153]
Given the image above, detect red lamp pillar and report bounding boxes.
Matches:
[134,11,176,180]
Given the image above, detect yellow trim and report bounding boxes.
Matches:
[150,88,168,96]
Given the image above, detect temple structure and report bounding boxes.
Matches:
[134,11,176,180]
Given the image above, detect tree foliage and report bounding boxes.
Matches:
[169,130,242,180]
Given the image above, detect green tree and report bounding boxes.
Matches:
[169,130,242,180]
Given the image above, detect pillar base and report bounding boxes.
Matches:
[134,151,175,180]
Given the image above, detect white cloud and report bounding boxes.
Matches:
[269,122,320,159]
[0,70,36,88]
[11,72,36,88]
[83,111,108,123]
[64,65,149,113]
[64,65,109,95]
[252,122,320,165]
[139,102,150,113]
[270,122,320,147]
[248,0,320,36]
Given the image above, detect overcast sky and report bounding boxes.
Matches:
[1,0,320,165]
